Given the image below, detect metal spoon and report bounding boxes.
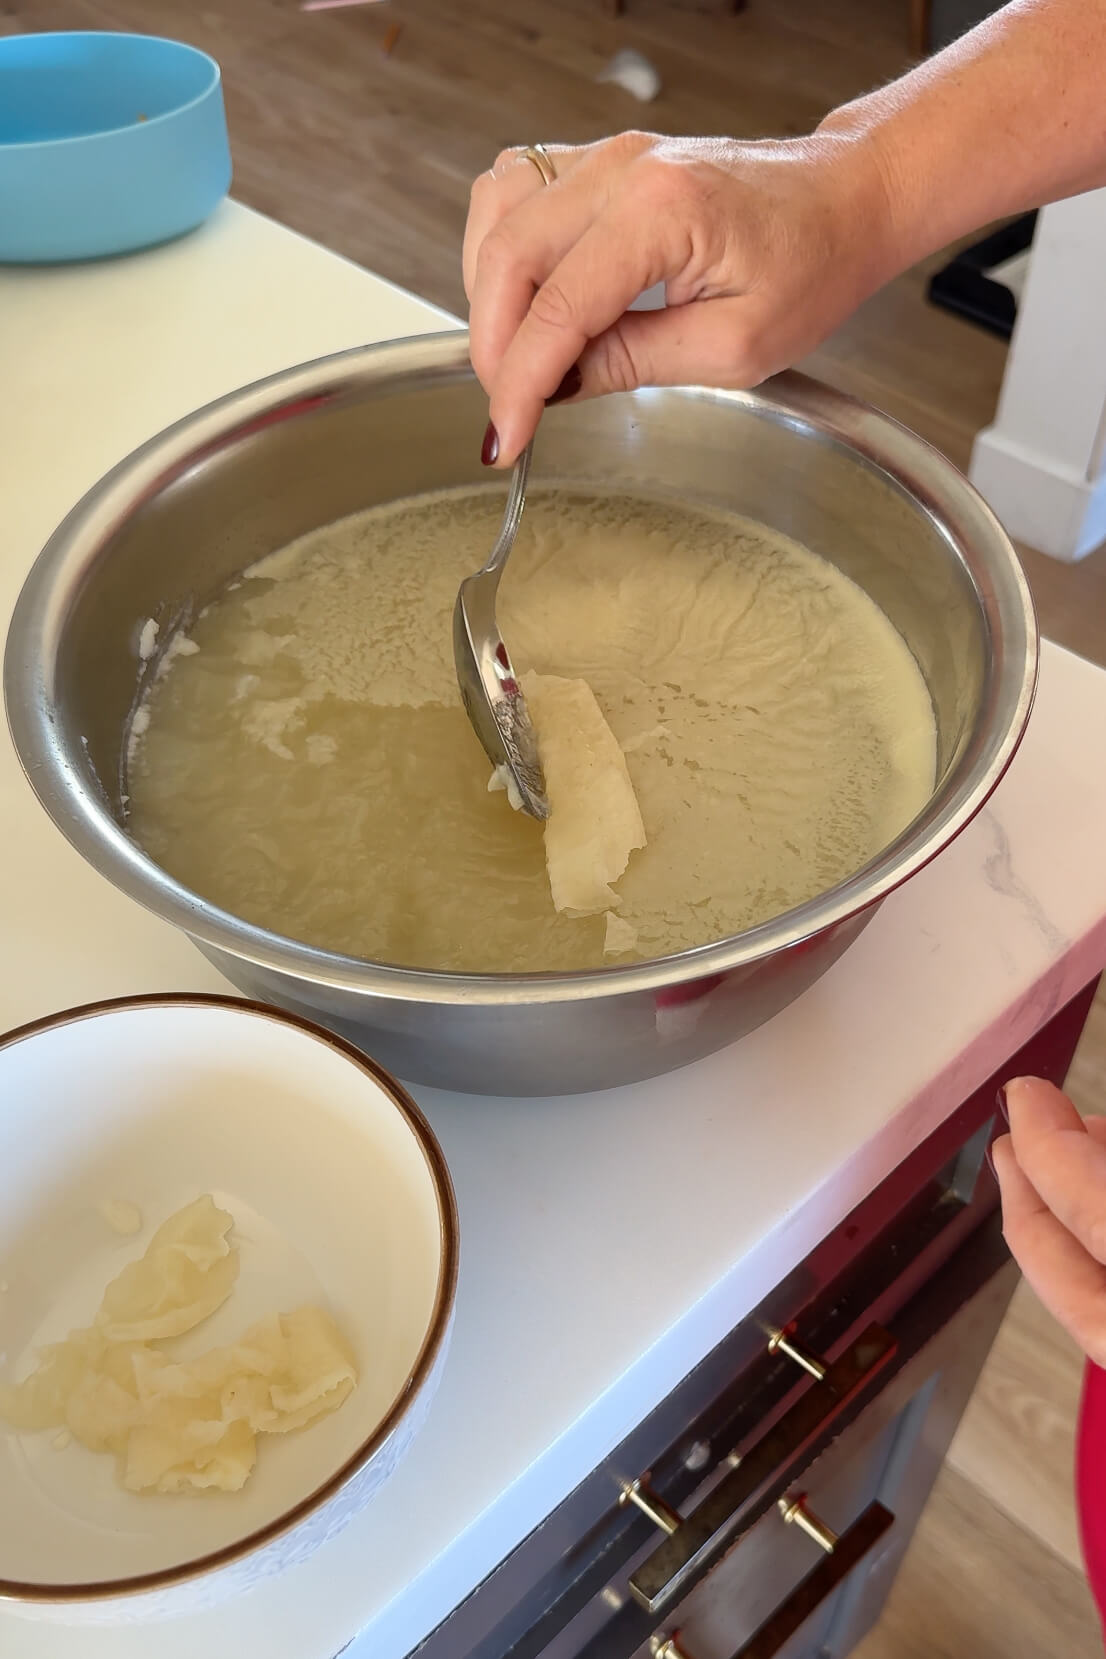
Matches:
[452,439,549,819]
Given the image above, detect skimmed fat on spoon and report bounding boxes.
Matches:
[452,437,550,820]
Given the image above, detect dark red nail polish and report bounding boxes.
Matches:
[481,421,499,466]
[545,363,582,407]
[996,1085,1010,1124]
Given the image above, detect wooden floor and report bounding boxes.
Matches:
[8,0,1106,1650]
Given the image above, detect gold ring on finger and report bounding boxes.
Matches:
[520,144,557,187]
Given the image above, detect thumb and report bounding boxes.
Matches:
[1004,1075,1085,1136]
[1003,1074,1106,1261]
[572,295,779,401]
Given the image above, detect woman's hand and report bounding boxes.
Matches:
[463,129,896,466]
[993,1077,1106,1365]
[465,0,1106,468]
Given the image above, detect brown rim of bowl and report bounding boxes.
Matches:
[0,991,460,1605]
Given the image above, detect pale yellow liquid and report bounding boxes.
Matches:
[127,489,937,973]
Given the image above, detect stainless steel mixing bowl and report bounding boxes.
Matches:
[3,332,1037,1095]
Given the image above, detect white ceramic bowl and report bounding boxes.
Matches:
[0,995,457,1622]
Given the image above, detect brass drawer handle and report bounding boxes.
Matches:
[650,1638,695,1659]
[627,1322,896,1613]
[623,1477,683,1535]
[766,1329,827,1381]
[777,1493,838,1551]
[649,1500,894,1659]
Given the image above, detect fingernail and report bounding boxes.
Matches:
[996,1085,1010,1125]
[481,421,499,466]
[984,1139,997,1179]
[545,363,582,407]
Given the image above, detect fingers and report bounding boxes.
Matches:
[467,133,683,462]
[992,1131,1106,1366]
[489,287,786,466]
[463,144,585,303]
[463,160,537,305]
[484,149,757,464]
[992,1076,1106,1367]
[1004,1076,1106,1266]
[467,159,613,393]
[485,204,675,461]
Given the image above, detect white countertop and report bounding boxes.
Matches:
[3,203,1106,1659]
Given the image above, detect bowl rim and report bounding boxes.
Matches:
[0,32,222,154]
[2,331,1040,1006]
[0,991,460,1605]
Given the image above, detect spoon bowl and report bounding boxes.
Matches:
[451,440,549,820]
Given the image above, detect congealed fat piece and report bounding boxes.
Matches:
[0,1198,358,1495]
[521,671,646,917]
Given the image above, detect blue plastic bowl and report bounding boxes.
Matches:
[0,32,231,263]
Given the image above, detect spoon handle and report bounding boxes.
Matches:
[479,440,533,578]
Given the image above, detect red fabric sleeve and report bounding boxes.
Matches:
[1077,1359,1106,1643]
